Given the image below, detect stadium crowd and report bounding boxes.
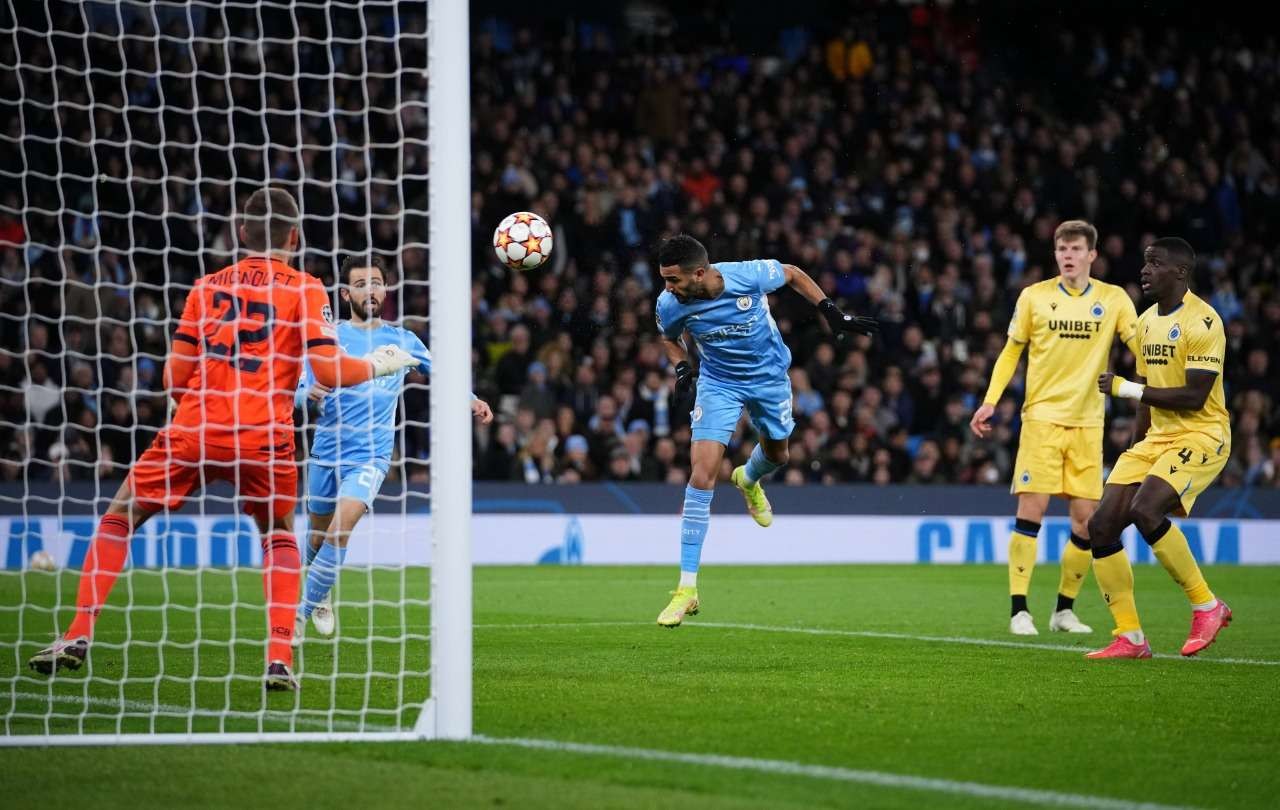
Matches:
[2,2,1280,490]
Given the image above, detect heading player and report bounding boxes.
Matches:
[972,220,1139,636]
[653,234,878,627]
[1088,237,1232,659]
[293,256,492,642]
[28,188,420,690]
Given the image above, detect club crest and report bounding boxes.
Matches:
[1168,323,1181,341]
[736,296,753,311]
[1090,302,1104,318]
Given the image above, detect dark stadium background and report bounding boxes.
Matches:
[2,0,1276,496]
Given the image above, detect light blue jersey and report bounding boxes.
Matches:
[656,259,795,443]
[297,321,430,465]
[655,259,791,388]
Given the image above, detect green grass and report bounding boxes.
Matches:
[3,564,1279,809]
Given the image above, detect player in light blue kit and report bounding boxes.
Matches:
[294,256,493,641]
[653,235,878,627]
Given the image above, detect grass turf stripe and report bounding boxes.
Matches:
[9,690,387,732]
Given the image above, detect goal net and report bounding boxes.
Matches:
[0,0,472,743]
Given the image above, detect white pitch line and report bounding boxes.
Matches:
[684,621,1280,666]
[472,620,1280,667]
[5,620,1277,667]
[0,703,1210,809]
[7,691,389,733]
[471,735,1200,810]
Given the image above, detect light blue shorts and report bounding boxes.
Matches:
[306,459,390,516]
[690,377,794,444]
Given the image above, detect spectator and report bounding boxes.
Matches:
[517,361,557,420]
[4,3,1278,489]
[478,420,520,481]
[555,434,596,482]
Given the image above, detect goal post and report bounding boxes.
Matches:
[424,0,473,741]
[0,0,471,745]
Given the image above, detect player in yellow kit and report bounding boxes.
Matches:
[971,220,1139,636]
[1088,237,1232,659]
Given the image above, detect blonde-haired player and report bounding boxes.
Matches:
[1088,237,1232,659]
[971,220,1139,635]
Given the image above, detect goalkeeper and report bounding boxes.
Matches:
[28,188,420,691]
[293,256,492,642]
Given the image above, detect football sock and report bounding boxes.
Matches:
[679,571,697,588]
[301,542,346,619]
[742,445,782,486]
[1057,532,1092,607]
[1008,518,1039,616]
[680,484,714,574]
[304,535,323,567]
[1142,519,1215,607]
[262,531,301,666]
[65,513,132,640]
[1092,541,1141,635]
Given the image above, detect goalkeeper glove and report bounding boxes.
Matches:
[818,298,879,336]
[673,360,697,412]
[366,344,419,377]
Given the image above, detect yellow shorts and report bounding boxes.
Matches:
[1011,421,1103,500]
[1106,431,1229,517]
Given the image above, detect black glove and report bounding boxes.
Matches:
[673,360,697,412]
[819,298,879,337]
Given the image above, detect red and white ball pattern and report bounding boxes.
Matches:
[493,211,553,270]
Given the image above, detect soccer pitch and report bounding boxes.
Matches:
[4,564,1279,809]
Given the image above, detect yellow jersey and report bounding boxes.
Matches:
[1008,278,1139,427]
[1136,291,1230,443]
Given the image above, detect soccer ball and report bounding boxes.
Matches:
[493,211,553,270]
[28,550,56,572]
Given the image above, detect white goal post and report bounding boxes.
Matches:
[0,0,471,745]
[425,0,473,742]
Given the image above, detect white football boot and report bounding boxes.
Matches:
[1049,608,1092,633]
[1009,610,1038,635]
[311,594,336,638]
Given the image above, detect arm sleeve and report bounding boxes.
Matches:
[299,278,375,388]
[164,338,200,398]
[982,338,1025,405]
[655,297,685,341]
[173,284,202,347]
[166,288,202,396]
[1007,288,1032,343]
[755,259,786,295]
[300,278,337,349]
[1134,313,1148,378]
[409,332,432,375]
[1117,292,1140,355]
[1184,313,1226,375]
[308,344,375,388]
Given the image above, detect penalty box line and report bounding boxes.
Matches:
[472,734,1201,810]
